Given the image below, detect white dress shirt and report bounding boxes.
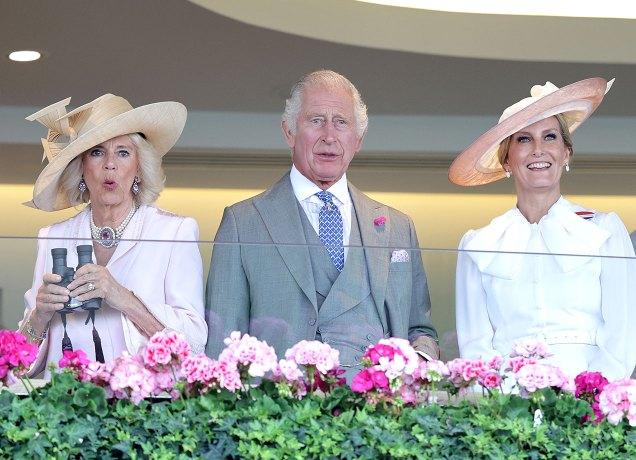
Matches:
[455,197,636,379]
[290,165,353,261]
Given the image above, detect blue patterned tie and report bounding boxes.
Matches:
[316,191,344,271]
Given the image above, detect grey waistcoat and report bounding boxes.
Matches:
[298,201,384,377]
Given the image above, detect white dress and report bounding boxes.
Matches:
[21,205,207,377]
[456,197,636,380]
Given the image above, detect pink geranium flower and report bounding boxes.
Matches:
[351,369,374,393]
[221,331,278,378]
[352,338,421,403]
[487,355,504,371]
[59,349,90,368]
[412,359,449,384]
[575,371,609,424]
[0,330,38,386]
[507,356,538,373]
[514,362,569,394]
[285,340,341,375]
[284,340,344,393]
[108,353,156,405]
[366,344,397,365]
[446,358,488,388]
[369,368,390,390]
[510,338,552,359]
[598,378,636,426]
[58,349,91,379]
[143,330,191,370]
[82,361,111,386]
[479,371,503,389]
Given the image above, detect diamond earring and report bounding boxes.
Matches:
[78,178,87,193]
[505,170,511,179]
[131,176,140,195]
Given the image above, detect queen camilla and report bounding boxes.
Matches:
[18,94,207,376]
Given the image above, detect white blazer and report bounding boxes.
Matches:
[22,205,207,376]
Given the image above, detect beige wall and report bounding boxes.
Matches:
[2,163,634,359]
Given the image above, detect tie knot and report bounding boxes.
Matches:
[316,191,334,205]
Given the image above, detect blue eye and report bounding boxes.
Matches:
[516,135,531,143]
[89,149,103,156]
[118,149,131,157]
[545,133,557,141]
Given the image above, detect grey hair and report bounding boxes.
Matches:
[282,69,368,137]
[60,133,165,207]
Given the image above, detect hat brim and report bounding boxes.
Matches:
[26,101,186,211]
[448,77,609,186]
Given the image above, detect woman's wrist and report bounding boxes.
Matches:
[111,286,137,314]
[19,316,48,345]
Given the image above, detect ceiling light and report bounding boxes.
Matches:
[359,0,636,19]
[8,50,41,62]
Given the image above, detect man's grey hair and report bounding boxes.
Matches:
[282,69,368,137]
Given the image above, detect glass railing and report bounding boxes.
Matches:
[3,235,634,377]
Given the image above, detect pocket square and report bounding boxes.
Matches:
[390,249,410,263]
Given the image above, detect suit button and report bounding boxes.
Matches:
[309,318,316,326]
[366,334,373,341]
[360,345,367,352]
[317,327,322,334]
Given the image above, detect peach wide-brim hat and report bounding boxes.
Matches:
[25,93,187,211]
[448,77,613,186]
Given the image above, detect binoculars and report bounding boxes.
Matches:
[51,245,102,313]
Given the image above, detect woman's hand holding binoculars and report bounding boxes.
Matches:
[68,263,134,313]
[35,273,69,320]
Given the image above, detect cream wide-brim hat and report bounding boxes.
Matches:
[25,93,187,211]
[448,77,613,186]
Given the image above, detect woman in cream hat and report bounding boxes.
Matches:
[18,94,207,375]
[449,78,635,380]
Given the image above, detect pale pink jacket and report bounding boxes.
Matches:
[21,205,207,377]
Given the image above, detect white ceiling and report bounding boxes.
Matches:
[1,0,635,176]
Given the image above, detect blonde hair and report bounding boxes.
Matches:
[497,114,574,167]
[60,133,165,207]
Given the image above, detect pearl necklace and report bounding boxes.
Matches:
[90,205,137,248]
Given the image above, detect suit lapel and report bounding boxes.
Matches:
[349,184,390,326]
[253,174,318,311]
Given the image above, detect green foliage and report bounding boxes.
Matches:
[1,379,634,459]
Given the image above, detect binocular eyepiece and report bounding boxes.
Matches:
[51,245,102,313]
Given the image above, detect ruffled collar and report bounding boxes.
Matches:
[463,197,610,279]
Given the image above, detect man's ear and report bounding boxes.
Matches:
[281,120,295,149]
[352,128,366,154]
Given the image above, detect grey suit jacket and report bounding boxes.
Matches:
[205,172,437,358]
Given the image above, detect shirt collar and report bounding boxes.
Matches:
[290,164,350,206]
[463,196,610,278]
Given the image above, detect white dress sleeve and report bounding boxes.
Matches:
[588,212,636,379]
[455,230,497,360]
[122,217,207,355]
